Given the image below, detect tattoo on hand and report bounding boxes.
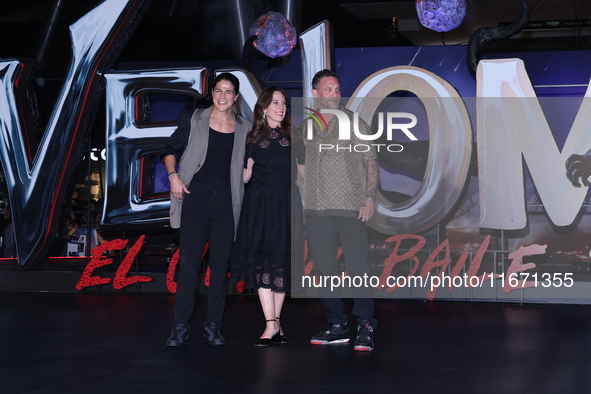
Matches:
[366,159,379,199]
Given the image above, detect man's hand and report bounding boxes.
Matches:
[170,175,190,200]
[358,199,375,222]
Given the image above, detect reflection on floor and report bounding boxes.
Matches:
[1,292,590,393]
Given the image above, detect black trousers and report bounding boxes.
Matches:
[305,215,376,328]
[173,185,234,327]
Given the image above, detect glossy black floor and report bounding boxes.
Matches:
[1,292,591,394]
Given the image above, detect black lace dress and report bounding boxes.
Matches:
[231,127,305,292]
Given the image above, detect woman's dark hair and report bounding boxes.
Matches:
[248,86,292,143]
[213,72,240,95]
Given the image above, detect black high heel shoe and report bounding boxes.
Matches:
[271,317,288,344]
[254,319,278,347]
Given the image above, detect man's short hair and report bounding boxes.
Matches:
[312,69,340,90]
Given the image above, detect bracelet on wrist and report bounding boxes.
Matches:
[168,172,179,179]
[365,193,376,202]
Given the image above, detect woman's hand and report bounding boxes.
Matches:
[169,175,190,200]
[244,158,255,183]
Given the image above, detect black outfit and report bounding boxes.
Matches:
[163,122,235,326]
[176,129,234,325]
[305,216,375,327]
[231,127,305,292]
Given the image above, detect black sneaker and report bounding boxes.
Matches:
[354,319,374,351]
[166,322,189,347]
[310,322,350,345]
[203,322,225,345]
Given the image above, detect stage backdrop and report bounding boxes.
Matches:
[2,0,591,302]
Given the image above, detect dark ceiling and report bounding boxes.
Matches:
[2,0,589,139]
[1,0,590,78]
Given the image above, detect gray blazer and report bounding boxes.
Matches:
[169,106,252,235]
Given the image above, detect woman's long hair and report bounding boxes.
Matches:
[248,86,292,143]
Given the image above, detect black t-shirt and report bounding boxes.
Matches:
[191,128,234,188]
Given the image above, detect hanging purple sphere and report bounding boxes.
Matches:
[250,11,297,58]
[416,0,466,32]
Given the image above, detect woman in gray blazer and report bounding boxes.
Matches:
[162,72,252,347]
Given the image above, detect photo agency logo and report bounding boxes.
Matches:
[303,105,419,153]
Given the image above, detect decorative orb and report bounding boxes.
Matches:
[416,0,466,32]
[250,11,297,58]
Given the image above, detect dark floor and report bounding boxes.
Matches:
[1,292,591,394]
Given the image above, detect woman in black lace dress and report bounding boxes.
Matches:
[231,87,305,346]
